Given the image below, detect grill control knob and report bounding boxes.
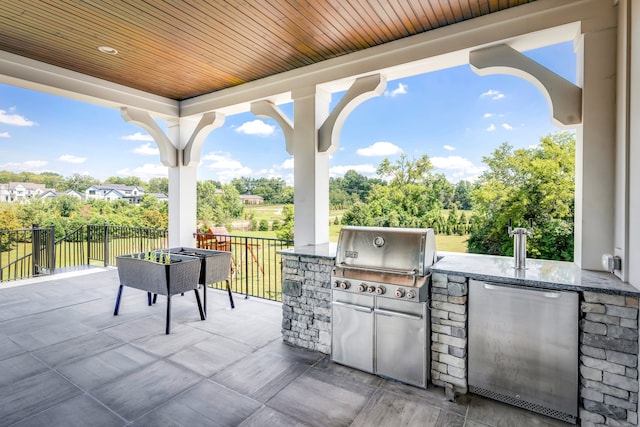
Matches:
[367,285,376,293]
[394,288,405,298]
[357,283,367,292]
[340,281,351,290]
[406,290,416,299]
[334,280,341,288]
[375,286,386,295]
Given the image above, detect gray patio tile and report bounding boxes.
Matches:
[212,350,310,403]
[435,410,466,427]
[258,340,325,366]
[33,331,124,368]
[4,319,95,351]
[239,406,312,427]
[131,379,261,427]
[465,395,572,427]
[167,334,254,377]
[130,324,214,357]
[91,359,203,421]
[0,335,26,360]
[12,394,125,427]
[267,366,378,427]
[380,380,470,416]
[0,371,82,426]
[0,353,48,387]
[351,388,441,427]
[57,344,158,391]
[103,315,166,342]
[312,356,385,389]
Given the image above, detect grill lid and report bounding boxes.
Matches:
[335,226,437,276]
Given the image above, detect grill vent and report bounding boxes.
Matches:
[468,385,577,424]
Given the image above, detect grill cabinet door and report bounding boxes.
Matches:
[331,292,374,373]
[375,299,428,388]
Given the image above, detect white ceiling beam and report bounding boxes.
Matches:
[0,50,179,119]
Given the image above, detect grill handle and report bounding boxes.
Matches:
[331,301,373,313]
[337,263,418,276]
[375,308,423,320]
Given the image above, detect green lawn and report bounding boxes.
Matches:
[236,205,469,253]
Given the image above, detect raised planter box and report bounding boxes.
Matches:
[168,247,234,311]
[114,251,203,334]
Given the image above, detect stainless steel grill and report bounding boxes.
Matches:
[330,226,437,388]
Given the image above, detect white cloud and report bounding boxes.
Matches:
[443,145,455,151]
[235,120,276,137]
[483,113,493,118]
[430,156,486,182]
[486,124,496,132]
[384,82,408,97]
[278,158,294,170]
[480,90,505,100]
[121,132,153,141]
[0,131,9,138]
[0,108,36,126]
[501,123,513,131]
[202,151,253,183]
[116,164,168,181]
[356,141,403,157]
[58,154,87,164]
[0,160,48,171]
[329,164,377,177]
[133,142,159,155]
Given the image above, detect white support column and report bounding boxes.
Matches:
[122,109,222,248]
[630,1,640,289]
[574,27,617,270]
[255,75,385,247]
[291,86,331,247]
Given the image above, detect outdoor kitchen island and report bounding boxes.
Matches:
[280,247,640,426]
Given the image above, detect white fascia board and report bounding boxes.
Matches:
[181,0,609,117]
[0,50,179,120]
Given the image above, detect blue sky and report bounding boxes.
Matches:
[0,42,575,186]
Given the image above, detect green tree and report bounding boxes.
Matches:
[0,204,22,251]
[468,132,575,260]
[146,177,169,194]
[453,180,474,210]
[276,205,294,240]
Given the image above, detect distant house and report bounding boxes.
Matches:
[85,184,145,204]
[0,182,47,202]
[239,194,264,205]
[148,193,168,202]
[40,189,83,200]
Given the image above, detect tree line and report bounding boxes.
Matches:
[338,131,575,261]
[1,131,575,260]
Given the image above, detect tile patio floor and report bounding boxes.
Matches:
[0,269,572,426]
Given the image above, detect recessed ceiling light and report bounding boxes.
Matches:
[98,46,118,55]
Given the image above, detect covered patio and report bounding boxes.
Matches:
[0,269,568,426]
[2,1,640,425]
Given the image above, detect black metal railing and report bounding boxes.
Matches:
[1,224,293,303]
[0,224,55,281]
[195,231,294,301]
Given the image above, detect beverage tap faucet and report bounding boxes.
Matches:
[508,218,533,269]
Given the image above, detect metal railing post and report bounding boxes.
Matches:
[103,222,109,267]
[32,223,41,276]
[48,223,56,273]
[244,237,249,299]
[86,224,91,265]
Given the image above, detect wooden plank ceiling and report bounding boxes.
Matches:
[0,0,535,101]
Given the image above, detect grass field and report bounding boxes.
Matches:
[238,205,469,253]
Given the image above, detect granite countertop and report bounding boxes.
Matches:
[278,243,338,260]
[431,252,640,297]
